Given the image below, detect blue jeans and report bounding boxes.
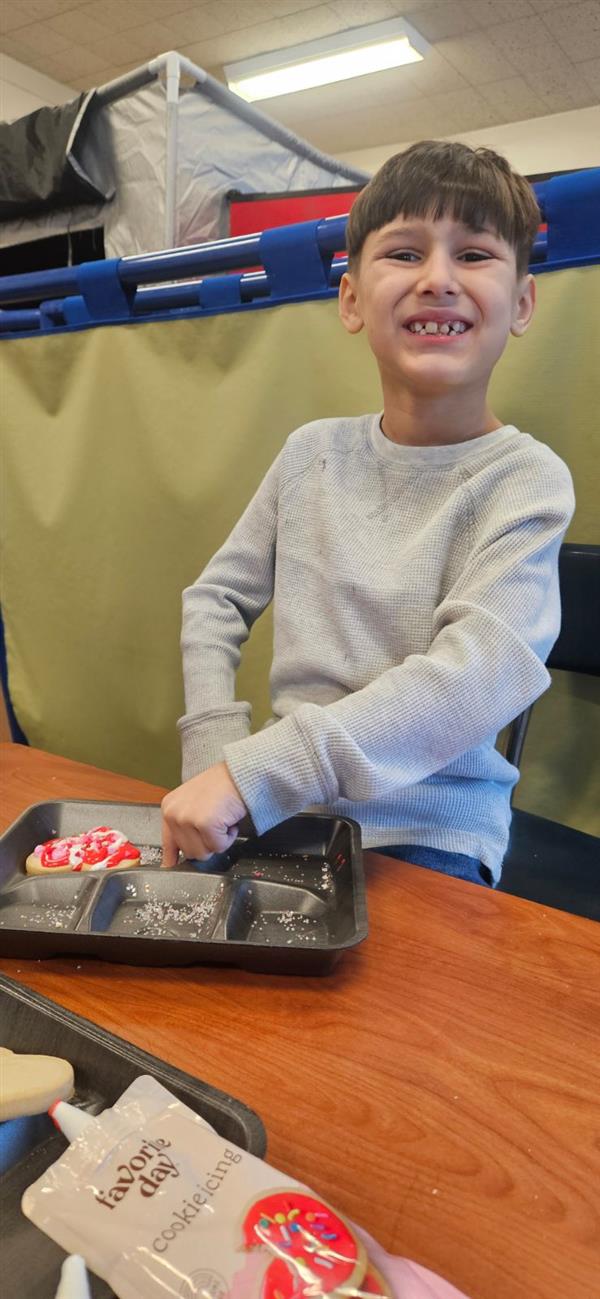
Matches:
[377,843,493,887]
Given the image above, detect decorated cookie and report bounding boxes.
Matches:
[0,1047,74,1120]
[25,826,141,876]
[243,1190,367,1296]
[261,1257,393,1299]
[360,1264,394,1296]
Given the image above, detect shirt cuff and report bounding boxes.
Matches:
[178,705,251,783]
[224,712,330,835]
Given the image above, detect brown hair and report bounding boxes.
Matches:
[346,140,541,277]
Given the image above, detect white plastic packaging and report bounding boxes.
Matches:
[54,1254,92,1299]
[23,1075,393,1298]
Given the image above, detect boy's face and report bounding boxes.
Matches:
[339,212,535,398]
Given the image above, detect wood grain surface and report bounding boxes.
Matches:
[1,743,598,1299]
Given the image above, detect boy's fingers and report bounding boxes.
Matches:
[160,816,180,869]
[201,824,239,856]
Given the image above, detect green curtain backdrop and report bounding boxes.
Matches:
[1,265,598,833]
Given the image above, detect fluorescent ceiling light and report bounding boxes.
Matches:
[225,18,430,103]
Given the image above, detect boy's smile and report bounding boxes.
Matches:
[339,213,535,408]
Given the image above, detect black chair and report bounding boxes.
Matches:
[498,544,600,920]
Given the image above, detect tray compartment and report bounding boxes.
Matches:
[87,870,228,940]
[0,876,94,933]
[226,879,330,946]
[0,801,164,892]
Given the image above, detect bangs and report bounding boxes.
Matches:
[347,141,541,275]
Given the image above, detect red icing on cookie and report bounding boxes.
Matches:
[260,1258,393,1298]
[262,1258,297,1299]
[361,1266,394,1296]
[243,1191,364,1296]
[33,826,139,872]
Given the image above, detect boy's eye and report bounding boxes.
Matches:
[459,250,493,262]
[387,250,421,262]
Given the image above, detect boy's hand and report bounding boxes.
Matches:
[161,762,248,867]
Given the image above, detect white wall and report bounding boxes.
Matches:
[337,105,600,176]
[0,53,75,122]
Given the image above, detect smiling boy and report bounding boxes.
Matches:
[162,140,575,885]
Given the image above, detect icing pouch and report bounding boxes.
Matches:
[21,1074,394,1298]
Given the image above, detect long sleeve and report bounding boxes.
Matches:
[178,453,279,780]
[223,460,575,834]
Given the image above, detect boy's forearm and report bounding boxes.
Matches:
[179,451,280,779]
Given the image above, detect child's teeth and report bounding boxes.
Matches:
[408,320,467,334]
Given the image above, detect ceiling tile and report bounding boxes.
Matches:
[3,18,72,57]
[575,53,600,90]
[486,14,579,73]
[198,0,341,37]
[248,0,331,10]
[46,10,113,46]
[353,61,430,103]
[436,30,518,83]
[183,8,350,70]
[461,0,534,23]
[327,0,401,23]
[75,0,192,37]
[403,46,473,93]
[401,0,483,42]
[479,73,549,118]
[0,33,52,67]
[425,85,499,130]
[48,45,110,80]
[160,8,233,44]
[0,8,35,35]
[541,0,600,62]
[524,62,599,107]
[136,0,203,19]
[304,105,411,154]
[92,23,178,67]
[212,0,327,22]
[4,0,76,23]
[527,0,583,9]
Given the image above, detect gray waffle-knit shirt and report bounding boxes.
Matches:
[179,414,575,880]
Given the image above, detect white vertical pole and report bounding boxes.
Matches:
[164,51,180,250]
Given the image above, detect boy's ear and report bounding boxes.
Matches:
[510,272,536,337]
[339,270,364,335]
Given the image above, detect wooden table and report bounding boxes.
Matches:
[1,743,599,1299]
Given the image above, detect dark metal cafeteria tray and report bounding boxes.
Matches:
[0,974,266,1299]
[0,801,367,973]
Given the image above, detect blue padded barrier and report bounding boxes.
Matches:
[198,272,243,310]
[258,219,334,299]
[539,169,600,272]
[0,171,597,339]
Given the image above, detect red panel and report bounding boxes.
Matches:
[229,190,361,237]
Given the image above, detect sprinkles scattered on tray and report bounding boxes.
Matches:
[131,887,224,938]
[0,902,82,931]
[138,846,163,866]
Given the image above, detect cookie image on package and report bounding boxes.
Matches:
[361,1264,394,1296]
[26,826,141,875]
[242,1189,367,1296]
[261,1258,393,1298]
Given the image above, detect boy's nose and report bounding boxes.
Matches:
[417,251,459,297]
